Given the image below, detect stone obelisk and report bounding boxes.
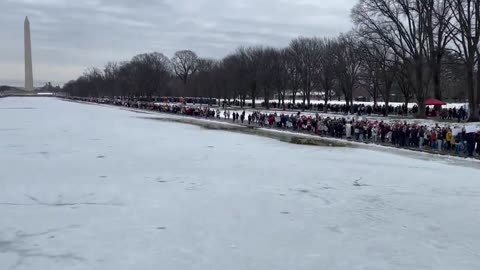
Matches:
[24,16,34,91]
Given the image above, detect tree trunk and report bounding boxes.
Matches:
[323,92,328,113]
[302,92,306,111]
[281,93,286,111]
[433,54,442,100]
[350,94,354,114]
[342,86,348,107]
[264,88,270,109]
[251,89,256,109]
[467,64,479,121]
[307,91,311,109]
[384,98,390,116]
[415,61,426,118]
[477,54,480,113]
[404,97,409,116]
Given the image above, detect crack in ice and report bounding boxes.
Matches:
[0,195,122,207]
[1,225,84,269]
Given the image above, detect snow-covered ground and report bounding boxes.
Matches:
[1,97,480,270]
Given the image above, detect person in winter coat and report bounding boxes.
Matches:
[465,132,475,157]
[419,127,425,149]
[449,129,456,150]
[446,129,453,150]
[354,125,360,141]
[437,129,444,151]
[430,129,437,150]
[455,132,464,155]
[358,124,365,141]
[248,114,252,125]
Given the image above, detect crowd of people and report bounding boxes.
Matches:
[67,96,480,158]
[219,110,479,157]
[221,100,420,116]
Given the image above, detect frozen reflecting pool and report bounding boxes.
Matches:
[0,97,479,270]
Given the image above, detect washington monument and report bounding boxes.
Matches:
[24,16,34,91]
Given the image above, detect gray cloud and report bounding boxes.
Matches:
[0,0,357,86]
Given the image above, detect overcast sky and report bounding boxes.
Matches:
[0,0,357,86]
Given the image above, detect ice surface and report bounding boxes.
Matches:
[1,97,479,270]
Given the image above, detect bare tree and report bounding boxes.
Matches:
[191,58,219,102]
[103,62,120,97]
[358,45,380,107]
[396,60,415,114]
[334,33,363,110]
[171,50,199,85]
[358,51,381,106]
[237,47,263,108]
[317,38,338,112]
[126,52,172,97]
[276,48,291,110]
[361,40,398,115]
[257,47,281,109]
[285,48,302,105]
[289,37,322,109]
[447,0,480,121]
[353,0,431,118]
[83,67,104,97]
[222,52,248,106]
[424,0,455,100]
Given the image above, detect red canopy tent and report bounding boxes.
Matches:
[425,98,447,106]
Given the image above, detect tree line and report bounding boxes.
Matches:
[62,0,480,121]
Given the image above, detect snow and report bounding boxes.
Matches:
[1,97,480,270]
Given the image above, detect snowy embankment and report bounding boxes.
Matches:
[1,97,480,270]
